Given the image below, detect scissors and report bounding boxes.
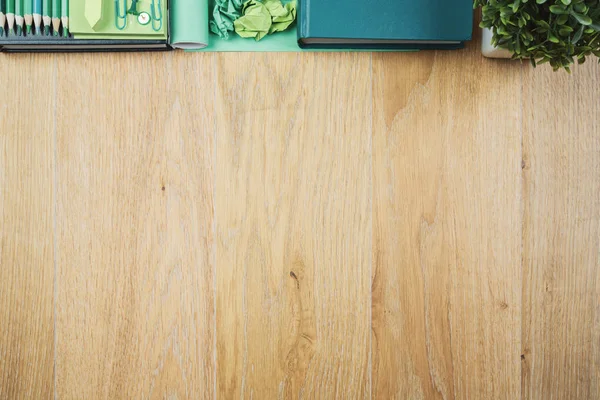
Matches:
[115,0,162,31]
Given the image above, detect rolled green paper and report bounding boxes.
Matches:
[5,0,14,35]
[15,0,23,35]
[24,0,32,33]
[60,0,66,36]
[51,0,59,35]
[170,0,209,49]
[42,0,49,34]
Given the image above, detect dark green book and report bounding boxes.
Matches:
[297,0,473,49]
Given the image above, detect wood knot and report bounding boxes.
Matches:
[290,271,299,289]
[286,351,298,372]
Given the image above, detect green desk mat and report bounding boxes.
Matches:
[194,30,324,52]
[188,30,416,52]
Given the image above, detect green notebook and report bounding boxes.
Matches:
[297,0,473,49]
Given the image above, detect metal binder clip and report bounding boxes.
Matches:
[127,0,140,15]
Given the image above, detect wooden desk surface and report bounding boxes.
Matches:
[1,30,599,399]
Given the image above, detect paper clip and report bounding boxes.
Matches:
[115,0,127,30]
[150,0,162,32]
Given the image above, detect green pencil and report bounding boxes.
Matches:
[51,0,59,35]
[0,0,6,36]
[42,0,49,34]
[23,0,31,34]
[14,0,22,35]
[33,0,41,34]
[5,0,13,35]
[60,0,66,36]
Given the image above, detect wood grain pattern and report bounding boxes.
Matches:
[215,53,372,399]
[54,53,215,399]
[0,55,56,400]
[522,61,600,400]
[371,38,523,399]
[1,35,600,400]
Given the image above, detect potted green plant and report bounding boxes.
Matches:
[475,0,600,72]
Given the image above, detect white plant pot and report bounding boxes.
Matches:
[481,27,514,59]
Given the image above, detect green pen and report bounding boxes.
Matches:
[60,0,66,36]
[5,0,13,35]
[42,0,49,34]
[51,0,59,35]
[24,0,31,34]
[0,0,6,36]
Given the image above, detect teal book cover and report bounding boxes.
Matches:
[298,0,473,49]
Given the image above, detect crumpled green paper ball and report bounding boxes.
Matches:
[210,0,244,39]
[234,0,296,41]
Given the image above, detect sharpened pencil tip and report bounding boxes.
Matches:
[27,26,31,34]
[0,28,4,37]
[17,26,22,36]
[63,29,69,37]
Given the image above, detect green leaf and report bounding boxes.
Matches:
[559,27,573,36]
[571,11,593,25]
[572,24,584,42]
[512,0,521,12]
[536,20,551,29]
[556,14,569,25]
[549,5,569,14]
